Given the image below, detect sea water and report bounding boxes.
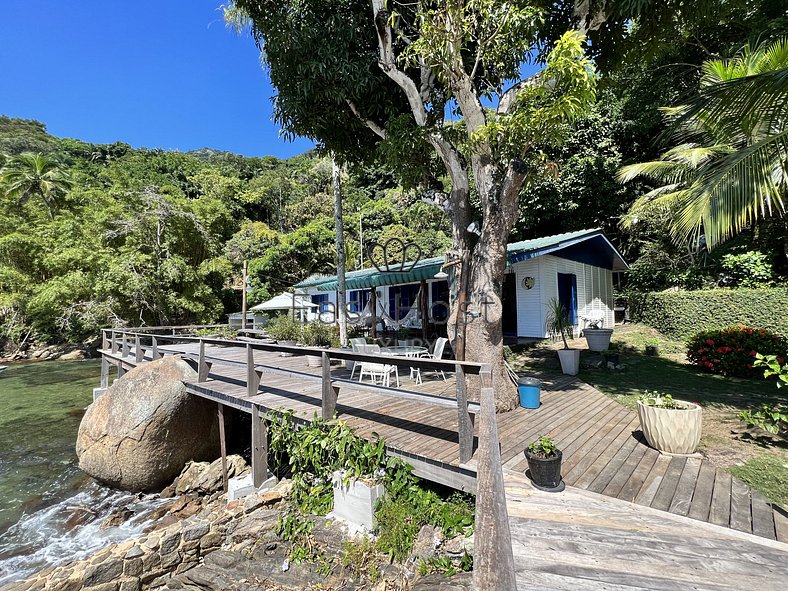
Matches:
[0,361,164,584]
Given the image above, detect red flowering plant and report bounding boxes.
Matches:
[686,326,788,379]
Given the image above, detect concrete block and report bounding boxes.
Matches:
[331,472,385,531]
[227,473,277,501]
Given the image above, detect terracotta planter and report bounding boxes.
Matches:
[557,349,580,375]
[637,399,702,454]
[584,328,613,352]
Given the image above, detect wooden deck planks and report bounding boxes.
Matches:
[100,346,785,542]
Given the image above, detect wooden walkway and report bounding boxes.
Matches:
[506,469,788,590]
[99,341,786,544]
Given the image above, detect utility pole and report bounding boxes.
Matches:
[359,209,364,270]
[241,260,248,329]
[333,155,347,347]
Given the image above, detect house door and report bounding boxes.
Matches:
[557,273,577,325]
[502,273,518,336]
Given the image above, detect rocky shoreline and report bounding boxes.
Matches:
[3,458,473,591]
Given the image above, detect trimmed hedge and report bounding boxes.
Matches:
[627,288,788,340]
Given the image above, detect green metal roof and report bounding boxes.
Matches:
[295,228,627,292]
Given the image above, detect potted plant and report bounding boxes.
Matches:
[637,391,702,454]
[644,341,659,356]
[524,435,563,490]
[266,316,303,356]
[545,298,579,375]
[332,469,386,531]
[582,317,613,352]
[302,321,338,367]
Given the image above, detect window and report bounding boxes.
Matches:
[347,290,369,313]
[311,293,330,313]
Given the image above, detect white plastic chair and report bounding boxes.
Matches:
[357,344,399,387]
[424,337,448,381]
[348,337,367,380]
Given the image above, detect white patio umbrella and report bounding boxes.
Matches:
[250,292,318,322]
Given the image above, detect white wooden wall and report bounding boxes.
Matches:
[511,255,614,338]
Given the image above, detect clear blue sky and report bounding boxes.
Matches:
[0,1,315,158]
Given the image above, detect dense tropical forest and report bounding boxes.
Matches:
[1,0,786,354]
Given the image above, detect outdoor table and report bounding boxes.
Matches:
[381,346,429,383]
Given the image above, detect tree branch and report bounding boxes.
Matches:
[372,0,428,127]
[346,100,386,139]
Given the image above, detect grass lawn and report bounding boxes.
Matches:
[508,323,788,506]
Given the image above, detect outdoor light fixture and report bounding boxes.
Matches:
[467,221,481,236]
[434,270,448,279]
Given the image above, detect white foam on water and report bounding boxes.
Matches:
[0,481,167,585]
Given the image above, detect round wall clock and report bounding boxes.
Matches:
[522,276,535,290]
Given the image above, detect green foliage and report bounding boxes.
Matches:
[544,298,573,348]
[302,321,339,348]
[627,288,788,340]
[417,552,473,577]
[739,403,788,436]
[755,353,788,388]
[526,434,559,457]
[619,38,788,249]
[720,251,774,288]
[340,536,381,581]
[265,315,303,343]
[637,392,688,410]
[266,412,474,563]
[686,326,788,379]
[729,454,788,507]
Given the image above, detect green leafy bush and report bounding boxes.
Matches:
[686,326,788,379]
[266,315,303,342]
[739,404,787,437]
[302,320,339,348]
[627,288,788,339]
[720,251,773,288]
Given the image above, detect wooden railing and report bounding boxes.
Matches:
[100,326,516,590]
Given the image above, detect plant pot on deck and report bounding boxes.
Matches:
[279,340,297,357]
[306,353,323,368]
[524,449,563,489]
[557,349,580,375]
[583,328,613,352]
[332,471,386,531]
[637,399,702,454]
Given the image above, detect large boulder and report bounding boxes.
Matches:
[76,355,219,491]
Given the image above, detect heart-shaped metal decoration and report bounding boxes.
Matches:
[367,237,423,273]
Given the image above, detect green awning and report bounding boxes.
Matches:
[294,228,628,292]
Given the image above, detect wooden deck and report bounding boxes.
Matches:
[506,469,788,590]
[100,341,786,544]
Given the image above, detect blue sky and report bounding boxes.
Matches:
[0,1,315,158]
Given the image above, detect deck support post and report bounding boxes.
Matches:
[135,335,143,363]
[251,403,268,488]
[117,362,126,379]
[217,403,228,493]
[198,340,212,382]
[456,364,474,464]
[473,365,516,591]
[121,333,129,358]
[100,357,110,388]
[110,330,118,354]
[151,337,160,360]
[370,289,377,338]
[321,351,338,419]
[102,330,109,351]
[246,344,262,398]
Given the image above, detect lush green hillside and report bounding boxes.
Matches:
[0,117,456,350]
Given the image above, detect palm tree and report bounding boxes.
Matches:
[618,38,788,249]
[0,152,72,219]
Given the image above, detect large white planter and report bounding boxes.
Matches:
[557,349,580,376]
[279,339,297,357]
[584,328,613,351]
[332,472,385,531]
[637,399,702,454]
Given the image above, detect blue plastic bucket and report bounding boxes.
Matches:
[518,377,542,409]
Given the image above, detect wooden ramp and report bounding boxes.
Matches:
[505,469,788,590]
[99,338,786,543]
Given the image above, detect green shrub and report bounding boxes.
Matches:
[627,288,788,339]
[720,251,774,288]
[266,315,303,342]
[686,326,788,379]
[302,320,339,348]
